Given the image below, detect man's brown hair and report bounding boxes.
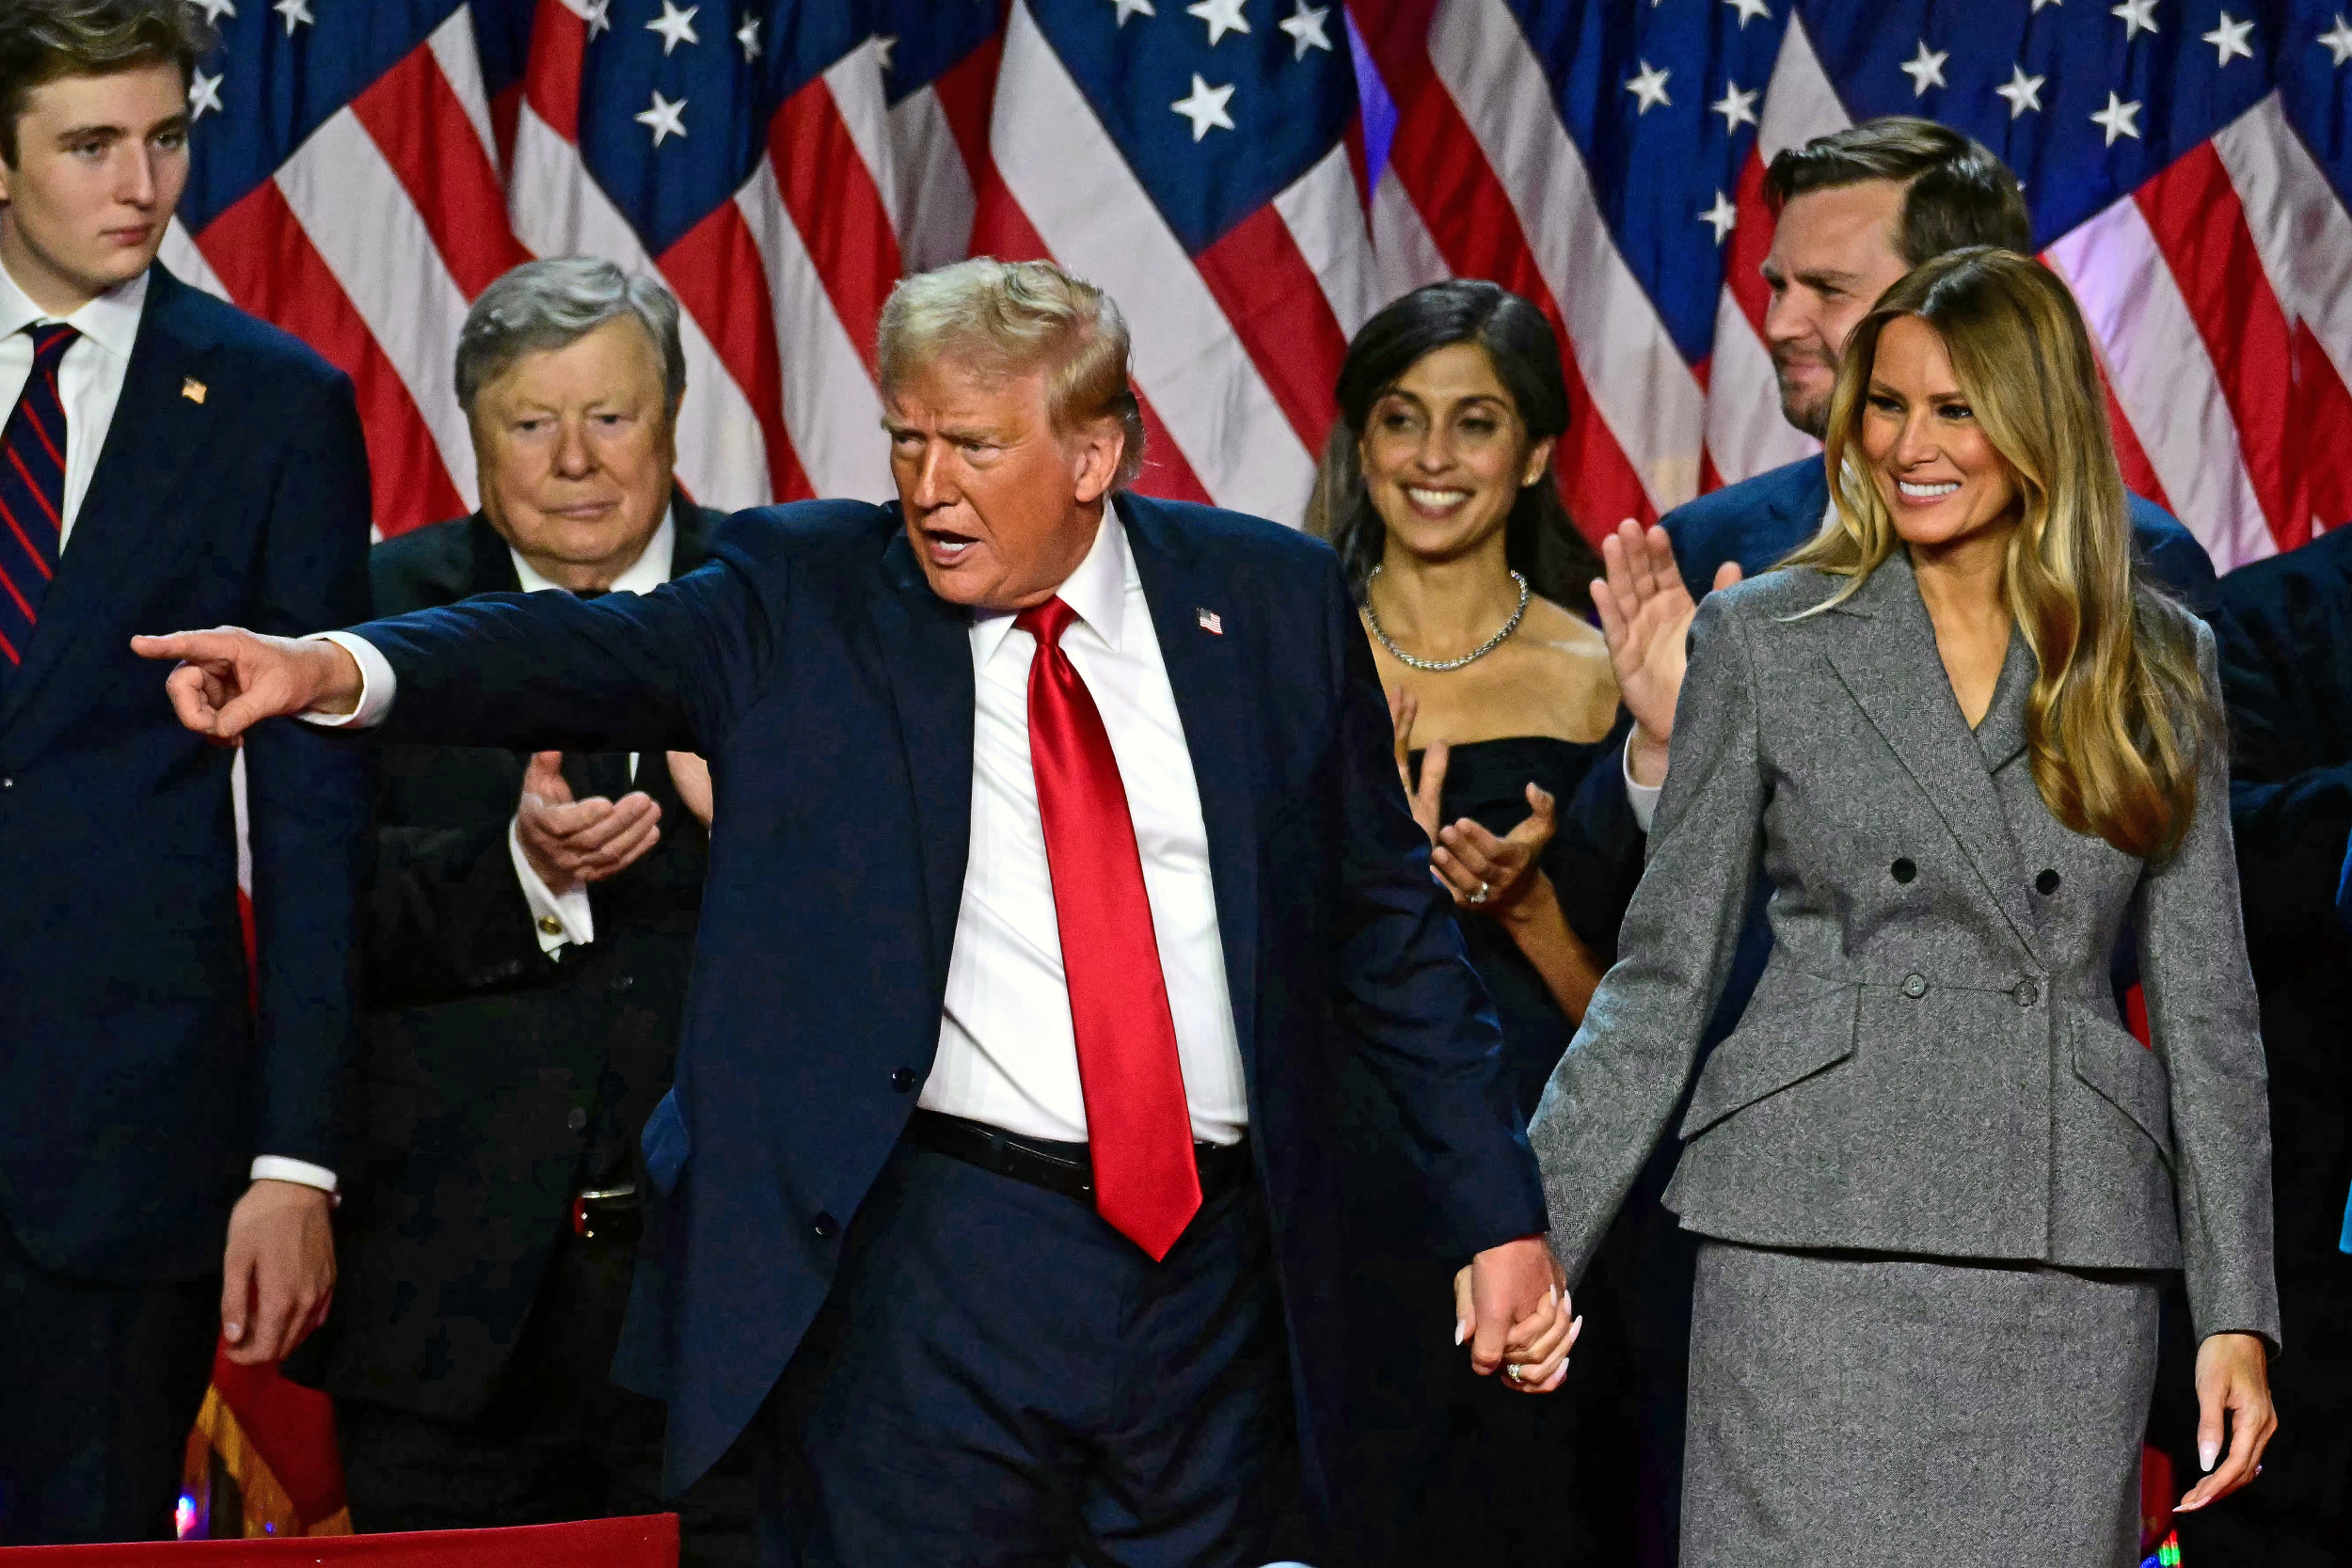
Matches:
[1762,116,2033,265]
[0,0,215,166]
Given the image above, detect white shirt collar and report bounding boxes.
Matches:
[510,507,678,594]
[0,256,149,360]
[970,502,1133,668]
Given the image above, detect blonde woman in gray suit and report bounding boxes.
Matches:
[1521,247,2280,1563]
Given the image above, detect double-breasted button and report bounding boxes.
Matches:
[2035,868,2062,896]
[890,1068,917,1093]
[1890,857,1916,884]
[612,974,635,993]
[811,1212,840,1240]
[2013,980,2041,1008]
[1901,974,1928,998]
[566,1106,588,1131]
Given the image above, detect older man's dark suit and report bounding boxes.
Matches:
[335,493,1543,1560]
[0,264,371,1543]
[286,504,751,1560]
[1550,453,2219,1567]
[2173,526,2352,1567]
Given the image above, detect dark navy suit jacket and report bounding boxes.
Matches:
[0,264,373,1281]
[2207,529,2352,1334]
[342,493,1546,1512]
[1562,453,2220,1049]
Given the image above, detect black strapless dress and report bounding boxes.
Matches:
[1335,734,1618,1568]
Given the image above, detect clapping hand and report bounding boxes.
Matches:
[517,751,662,893]
[1589,521,1740,787]
[1391,689,1559,916]
[666,751,715,829]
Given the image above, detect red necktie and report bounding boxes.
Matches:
[1016,596,1201,1260]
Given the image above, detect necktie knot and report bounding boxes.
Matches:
[28,324,79,371]
[1015,595,1078,650]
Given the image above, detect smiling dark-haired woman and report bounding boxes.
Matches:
[1311,279,1633,1563]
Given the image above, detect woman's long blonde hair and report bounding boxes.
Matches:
[1784,247,2217,861]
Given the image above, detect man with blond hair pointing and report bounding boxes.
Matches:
[137,258,1568,1565]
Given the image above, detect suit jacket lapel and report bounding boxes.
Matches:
[4,266,216,729]
[1818,555,2044,963]
[1120,494,1263,1067]
[868,526,976,980]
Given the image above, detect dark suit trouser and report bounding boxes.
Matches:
[764,1143,1295,1568]
[337,1228,756,1568]
[0,1215,218,1544]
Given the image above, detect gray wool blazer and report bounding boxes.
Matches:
[1528,552,2280,1346]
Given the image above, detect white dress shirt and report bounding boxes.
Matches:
[922,509,1248,1146]
[312,507,1251,1147]
[1,259,335,1196]
[0,259,146,546]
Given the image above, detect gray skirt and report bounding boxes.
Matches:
[1682,1240,2161,1567]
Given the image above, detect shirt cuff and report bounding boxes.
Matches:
[1622,739,1662,834]
[510,816,596,951]
[294,631,397,729]
[251,1156,339,1195]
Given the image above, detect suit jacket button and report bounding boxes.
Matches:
[890,1068,917,1093]
[1890,857,1916,884]
[1901,974,1928,998]
[811,1212,839,1240]
[2035,868,2061,896]
[566,1106,588,1132]
[612,974,635,992]
[2013,980,2041,1008]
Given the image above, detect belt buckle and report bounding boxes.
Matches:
[572,1181,640,1240]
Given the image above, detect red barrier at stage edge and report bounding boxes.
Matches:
[0,1515,678,1567]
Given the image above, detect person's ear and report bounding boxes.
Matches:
[1521,436,1557,489]
[1071,419,1123,506]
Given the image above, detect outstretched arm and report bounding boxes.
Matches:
[138,518,789,756]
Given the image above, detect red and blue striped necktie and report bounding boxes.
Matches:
[0,323,79,670]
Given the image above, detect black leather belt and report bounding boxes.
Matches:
[904,1110,1252,1206]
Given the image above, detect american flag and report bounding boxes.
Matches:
[164,0,2350,567]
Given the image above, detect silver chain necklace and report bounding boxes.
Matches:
[1363,565,1531,673]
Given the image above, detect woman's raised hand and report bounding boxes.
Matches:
[1390,686,1449,846]
[1590,520,1740,787]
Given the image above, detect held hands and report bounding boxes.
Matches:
[517,751,662,894]
[1390,689,1558,917]
[130,627,363,744]
[1454,1236,1580,1395]
[220,1179,335,1366]
[2176,1332,2278,1513]
[1589,521,1740,788]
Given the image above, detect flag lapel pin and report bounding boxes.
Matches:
[182,377,207,404]
[1196,608,1223,635]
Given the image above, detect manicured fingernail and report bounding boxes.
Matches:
[224,1323,242,1341]
[2200,1440,2219,1472]
[1454,1319,1469,1346]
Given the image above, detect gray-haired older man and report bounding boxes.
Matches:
[136,257,1564,1566]
[278,258,750,1562]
